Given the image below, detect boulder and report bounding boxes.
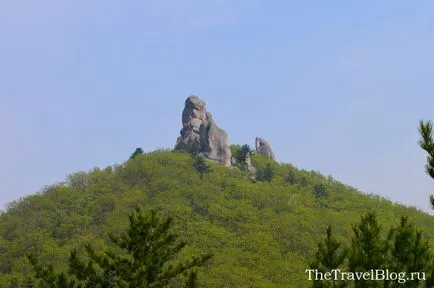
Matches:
[244,153,256,173]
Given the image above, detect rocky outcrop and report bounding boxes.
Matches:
[176,96,232,166]
[255,137,276,161]
[244,153,256,173]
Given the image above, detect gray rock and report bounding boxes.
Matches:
[249,175,257,183]
[244,153,256,173]
[176,96,232,166]
[255,137,277,161]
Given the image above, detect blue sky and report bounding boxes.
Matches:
[1,1,434,212]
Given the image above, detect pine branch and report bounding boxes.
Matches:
[418,120,434,209]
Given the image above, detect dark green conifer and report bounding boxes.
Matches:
[348,212,386,288]
[235,144,254,164]
[385,216,431,288]
[192,155,212,179]
[29,207,212,287]
[310,225,347,288]
[418,120,434,209]
[129,148,144,160]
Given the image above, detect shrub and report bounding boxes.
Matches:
[313,184,328,198]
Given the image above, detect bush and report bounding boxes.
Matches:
[256,163,274,182]
[285,171,297,185]
[192,155,212,178]
[175,141,202,156]
[313,184,328,198]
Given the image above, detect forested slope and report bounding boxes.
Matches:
[1,149,433,287]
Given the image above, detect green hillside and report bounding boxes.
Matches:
[1,148,434,287]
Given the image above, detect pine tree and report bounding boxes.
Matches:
[186,141,201,156]
[129,148,144,160]
[29,206,212,287]
[312,212,434,288]
[310,226,347,288]
[348,211,386,288]
[417,120,434,286]
[385,216,431,288]
[192,155,212,179]
[235,144,254,164]
[418,120,434,209]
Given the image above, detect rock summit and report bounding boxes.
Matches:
[175,96,232,166]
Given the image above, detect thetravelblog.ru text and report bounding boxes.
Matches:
[305,269,426,284]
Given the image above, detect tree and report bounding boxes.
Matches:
[309,226,347,288]
[285,170,297,185]
[175,141,201,156]
[29,206,212,288]
[234,144,254,164]
[129,148,144,160]
[256,163,274,182]
[348,212,386,288]
[418,120,434,209]
[313,184,329,198]
[385,216,431,288]
[186,141,202,156]
[312,212,433,288]
[192,155,212,179]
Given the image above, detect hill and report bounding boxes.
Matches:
[1,149,434,287]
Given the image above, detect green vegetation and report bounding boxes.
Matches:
[309,225,347,288]
[256,163,274,182]
[311,212,432,287]
[129,148,144,160]
[175,141,201,156]
[1,149,434,287]
[418,120,434,209]
[313,184,329,199]
[192,155,212,179]
[234,144,254,164]
[28,206,211,287]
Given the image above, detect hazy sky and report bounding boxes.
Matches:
[1,1,434,212]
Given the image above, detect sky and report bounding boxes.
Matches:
[1,1,434,212]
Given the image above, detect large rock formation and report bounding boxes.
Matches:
[176,96,232,166]
[255,137,277,161]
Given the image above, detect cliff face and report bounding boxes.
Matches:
[176,96,232,166]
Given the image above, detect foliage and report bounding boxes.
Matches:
[256,163,274,182]
[28,206,212,287]
[309,226,347,288]
[385,216,431,288]
[313,184,329,198]
[349,212,386,288]
[229,144,241,157]
[418,120,434,209]
[175,141,201,156]
[285,170,297,185]
[234,144,254,164]
[192,155,212,179]
[2,149,434,287]
[129,148,144,160]
[311,212,432,288]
